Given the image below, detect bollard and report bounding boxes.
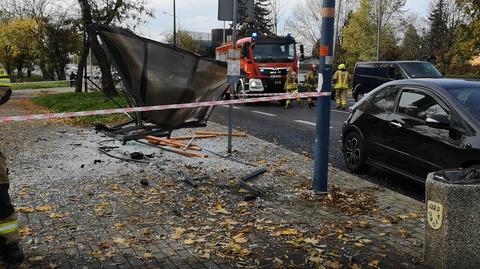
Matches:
[425,169,480,269]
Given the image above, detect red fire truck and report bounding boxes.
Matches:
[215,33,299,95]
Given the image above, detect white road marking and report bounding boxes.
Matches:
[252,111,277,117]
[221,105,241,110]
[294,120,334,129]
[332,109,350,114]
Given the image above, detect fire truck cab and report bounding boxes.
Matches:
[216,33,298,94]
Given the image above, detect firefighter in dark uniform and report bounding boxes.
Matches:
[305,65,318,108]
[0,69,25,265]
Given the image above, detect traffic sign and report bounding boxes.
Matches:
[218,0,254,21]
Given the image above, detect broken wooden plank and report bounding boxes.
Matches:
[146,140,208,158]
[194,131,247,137]
[145,136,202,151]
[170,135,217,140]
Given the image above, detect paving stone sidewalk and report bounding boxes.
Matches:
[0,96,425,269]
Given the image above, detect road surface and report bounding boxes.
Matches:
[209,99,425,201]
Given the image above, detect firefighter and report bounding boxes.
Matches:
[284,66,303,109]
[305,65,318,109]
[333,63,350,110]
[0,72,25,265]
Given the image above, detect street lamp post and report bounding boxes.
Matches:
[163,11,180,46]
[173,0,177,47]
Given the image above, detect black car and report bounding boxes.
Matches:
[352,61,442,101]
[342,79,480,182]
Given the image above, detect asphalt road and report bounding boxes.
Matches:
[209,99,426,201]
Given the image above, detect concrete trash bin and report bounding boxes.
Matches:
[425,169,480,269]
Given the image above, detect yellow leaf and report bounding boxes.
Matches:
[308,255,324,264]
[303,238,319,245]
[48,213,65,219]
[35,205,52,212]
[142,251,154,259]
[29,256,45,263]
[184,238,195,245]
[18,207,35,214]
[281,228,299,235]
[274,257,283,265]
[233,233,248,244]
[114,223,126,229]
[213,202,231,214]
[19,226,32,237]
[113,237,130,247]
[368,259,380,267]
[330,261,342,269]
[350,264,362,269]
[171,227,186,240]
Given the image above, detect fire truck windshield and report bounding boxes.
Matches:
[253,43,295,63]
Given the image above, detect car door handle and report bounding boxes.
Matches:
[389,121,402,128]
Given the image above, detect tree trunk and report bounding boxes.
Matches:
[79,0,117,97]
[76,41,89,93]
[27,66,32,78]
[87,27,117,97]
[17,65,23,81]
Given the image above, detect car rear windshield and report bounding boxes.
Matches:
[399,62,442,78]
[446,87,480,122]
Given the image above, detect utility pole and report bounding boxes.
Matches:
[376,0,381,61]
[313,0,336,194]
[227,0,239,154]
[332,0,342,60]
[173,0,177,47]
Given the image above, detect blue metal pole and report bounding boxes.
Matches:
[313,0,336,194]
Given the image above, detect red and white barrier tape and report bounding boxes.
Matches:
[234,92,326,97]
[0,92,330,123]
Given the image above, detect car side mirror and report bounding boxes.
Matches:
[426,114,451,129]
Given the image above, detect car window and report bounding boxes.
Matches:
[393,65,405,79]
[369,85,399,112]
[397,91,448,121]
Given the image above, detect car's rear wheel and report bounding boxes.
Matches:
[343,131,369,173]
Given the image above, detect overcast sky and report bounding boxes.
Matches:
[139,0,430,41]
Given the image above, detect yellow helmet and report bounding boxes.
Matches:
[338,64,346,70]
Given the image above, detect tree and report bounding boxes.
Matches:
[342,0,376,66]
[399,24,422,60]
[168,31,201,54]
[76,0,153,96]
[0,18,41,80]
[284,0,323,55]
[270,0,285,36]
[238,0,273,37]
[449,0,480,65]
[341,0,405,66]
[426,0,454,70]
[0,0,81,80]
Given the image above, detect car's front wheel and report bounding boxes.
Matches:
[343,131,368,173]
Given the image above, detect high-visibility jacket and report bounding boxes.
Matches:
[284,71,298,91]
[333,70,350,90]
[306,71,318,91]
[0,69,11,88]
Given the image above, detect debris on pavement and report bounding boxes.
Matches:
[0,97,426,269]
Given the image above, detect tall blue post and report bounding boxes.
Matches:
[313,0,336,194]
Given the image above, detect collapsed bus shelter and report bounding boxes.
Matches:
[91,24,230,142]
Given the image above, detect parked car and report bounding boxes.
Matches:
[352,61,442,101]
[342,79,480,182]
